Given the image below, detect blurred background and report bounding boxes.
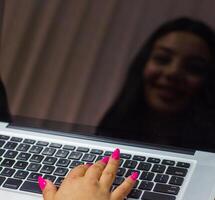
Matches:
[0,0,215,127]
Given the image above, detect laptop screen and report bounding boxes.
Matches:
[1,1,215,152]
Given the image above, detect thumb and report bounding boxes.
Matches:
[38,176,57,200]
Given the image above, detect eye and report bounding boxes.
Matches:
[151,54,171,65]
[185,61,208,76]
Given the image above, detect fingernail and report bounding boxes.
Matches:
[130,172,139,181]
[101,156,109,164]
[86,163,93,166]
[38,176,47,191]
[111,148,120,160]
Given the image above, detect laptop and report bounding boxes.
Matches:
[1,1,215,200]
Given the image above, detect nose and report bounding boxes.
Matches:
[163,60,184,81]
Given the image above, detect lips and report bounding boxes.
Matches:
[154,84,185,100]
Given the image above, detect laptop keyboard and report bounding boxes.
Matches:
[0,134,191,200]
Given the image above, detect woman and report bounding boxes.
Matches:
[98,17,215,151]
[39,17,215,200]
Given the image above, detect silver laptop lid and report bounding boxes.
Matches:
[0,1,215,153]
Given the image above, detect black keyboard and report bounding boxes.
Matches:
[0,134,191,199]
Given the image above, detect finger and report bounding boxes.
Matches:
[111,172,139,200]
[99,148,120,189]
[85,156,109,180]
[66,164,89,180]
[39,176,57,200]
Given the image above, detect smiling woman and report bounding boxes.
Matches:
[98,17,215,151]
[143,31,211,114]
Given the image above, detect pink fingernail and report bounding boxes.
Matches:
[130,172,139,181]
[86,163,93,166]
[101,156,109,164]
[38,176,47,191]
[111,148,120,160]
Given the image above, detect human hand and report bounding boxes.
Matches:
[38,148,138,200]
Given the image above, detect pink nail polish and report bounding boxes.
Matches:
[101,156,109,164]
[111,148,120,160]
[130,172,139,181]
[86,163,93,166]
[38,176,47,191]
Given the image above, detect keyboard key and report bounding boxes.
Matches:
[104,151,112,156]
[117,168,126,176]
[16,143,30,152]
[123,160,138,169]
[10,137,22,142]
[76,147,89,153]
[0,149,5,156]
[90,149,103,155]
[82,154,96,162]
[162,160,175,166]
[20,181,42,194]
[54,167,68,176]
[0,176,6,186]
[68,152,83,160]
[43,175,56,182]
[55,150,69,158]
[3,178,22,189]
[30,154,44,163]
[23,139,36,144]
[151,164,166,173]
[4,142,18,150]
[14,170,29,179]
[4,150,18,159]
[0,159,15,167]
[29,145,43,154]
[27,172,42,182]
[142,191,176,200]
[63,145,76,150]
[166,166,187,177]
[128,189,142,199]
[70,161,84,168]
[27,163,42,172]
[50,143,62,148]
[169,176,184,186]
[0,168,16,177]
[14,161,28,169]
[137,162,151,171]
[17,152,31,161]
[154,174,169,183]
[176,162,190,168]
[36,141,49,146]
[120,153,131,159]
[0,135,10,140]
[43,157,57,165]
[139,181,154,190]
[56,159,71,167]
[140,172,154,181]
[133,155,146,161]
[147,157,160,163]
[42,148,56,156]
[0,140,5,147]
[154,183,180,195]
[40,165,55,174]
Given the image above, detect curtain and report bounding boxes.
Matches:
[0,0,215,127]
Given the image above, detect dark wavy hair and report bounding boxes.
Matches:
[98,17,215,141]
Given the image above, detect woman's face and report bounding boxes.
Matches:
[143,31,211,114]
